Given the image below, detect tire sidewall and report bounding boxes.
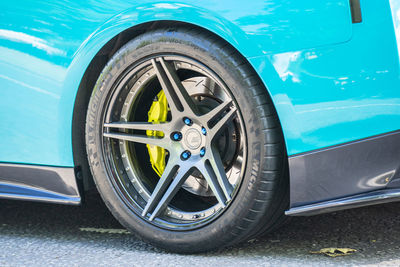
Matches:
[86,30,277,252]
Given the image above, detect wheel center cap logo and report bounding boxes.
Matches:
[185,129,202,150]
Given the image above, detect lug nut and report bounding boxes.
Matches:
[181,151,191,160]
[171,132,182,141]
[183,117,193,126]
[201,127,207,136]
[200,147,206,157]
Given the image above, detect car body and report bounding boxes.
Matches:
[1,0,400,251]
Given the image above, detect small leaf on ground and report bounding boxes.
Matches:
[310,248,357,257]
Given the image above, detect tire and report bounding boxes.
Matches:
[85,27,288,253]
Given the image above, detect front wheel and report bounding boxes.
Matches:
[86,27,288,253]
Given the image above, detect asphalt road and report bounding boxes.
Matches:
[1,192,400,267]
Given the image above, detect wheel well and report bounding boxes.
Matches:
[72,20,243,191]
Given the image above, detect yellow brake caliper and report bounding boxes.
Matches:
[146,90,168,177]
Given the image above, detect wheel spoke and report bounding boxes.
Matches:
[142,162,179,218]
[208,146,233,201]
[197,160,229,206]
[201,100,233,127]
[149,166,192,221]
[152,58,180,115]
[103,132,169,148]
[151,57,198,116]
[209,106,237,140]
[104,121,168,133]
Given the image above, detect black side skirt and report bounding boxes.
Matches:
[286,188,400,216]
[0,163,81,205]
[287,130,400,215]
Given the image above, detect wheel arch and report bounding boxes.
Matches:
[71,19,281,190]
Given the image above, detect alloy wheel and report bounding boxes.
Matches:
[101,55,247,230]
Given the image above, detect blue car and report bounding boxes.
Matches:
[1,0,400,252]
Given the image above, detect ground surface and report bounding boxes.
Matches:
[1,192,400,266]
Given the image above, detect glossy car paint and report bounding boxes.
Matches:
[0,0,353,166]
[253,0,400,155]
[1,1,400,210]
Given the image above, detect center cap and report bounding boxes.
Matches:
[184,128,202,150]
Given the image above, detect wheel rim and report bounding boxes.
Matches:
[101,55,247,230]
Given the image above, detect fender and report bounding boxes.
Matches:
[63,1,352,165]
[0,1,353,167]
